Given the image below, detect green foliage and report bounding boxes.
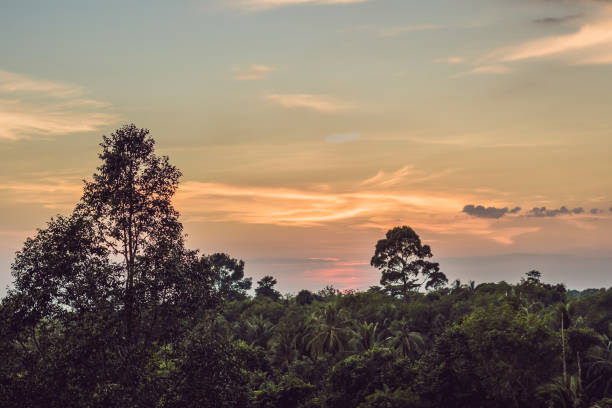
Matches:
[358,385,421,408]
[251,375,315,408]
[537,375,583,408]
[567,327,601,355]
[387,319,425,359]
[296,289,315,306]
[306,303,353,358]
[160,322,249,408]
[591,398,612,408]
[232,314,276,348]
[325,348,416,407]
[350,321,381,351]
[418,304,560,408]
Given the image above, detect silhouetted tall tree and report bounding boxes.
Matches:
[203,253,252,301]
[371,226,447,299]
[80,124,183,343]
[255,275,281,301]
[526,270,542,285]
[2,124,243,407]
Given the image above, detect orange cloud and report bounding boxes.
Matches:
[2,166,588,247]
[176,180,465,227]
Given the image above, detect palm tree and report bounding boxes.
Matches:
[537,375,583,408]
[452,279,462,293]
[469,280,476,291]
[590,398,612,408]
[386,319,425,359]
[431,313,446,335]
[586,328,612,399]
[270,329,297,368]
[292,318,311,357]
[350,321,380,351]
[269,317,311,367]
[376,303,398,331]
[306,304,352,357]
[232,314,275,348]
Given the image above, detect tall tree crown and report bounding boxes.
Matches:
[371,226,447,297]
[80,123,183,255]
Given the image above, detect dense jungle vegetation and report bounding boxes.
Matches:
[1,125,611,408]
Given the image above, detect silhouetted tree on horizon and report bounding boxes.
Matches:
[1,124,249,407]
[255,275,281,301]
[371,226,447,299]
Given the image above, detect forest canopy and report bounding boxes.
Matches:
[1,125,611,408]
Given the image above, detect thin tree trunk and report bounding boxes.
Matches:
[561,315,567,383]
[577,351,582,392]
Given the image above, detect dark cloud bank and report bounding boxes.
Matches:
[463,204,612,219]
[533,14,582,24]
[463,205,521,219]
[527,206,584,217]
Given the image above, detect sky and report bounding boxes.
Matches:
[1,0,611,294]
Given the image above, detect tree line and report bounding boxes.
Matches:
[1,125,611,407]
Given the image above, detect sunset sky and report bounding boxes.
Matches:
[1,0,611,294]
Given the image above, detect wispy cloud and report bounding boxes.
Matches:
[454,64,512,77]
[405,217,541,246]
[435,56,465,64]
[486,227,542,245]
[361,165,458,188]
[231,0,372,11]
[232,64,278,80]
[360,165,416,187]
[325,132,360,143]
[487,7,612,65]
[0,179,81,209]
[0,70,116,141]
[172,165,482,243]
[4,171,602,248]
[0,101,115,141]
[0,70,81,97]
[175,176,465,227]
[401,132,567,149]
[266,93,353,113]
[377,24,440,37]
[446,6,612,73]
